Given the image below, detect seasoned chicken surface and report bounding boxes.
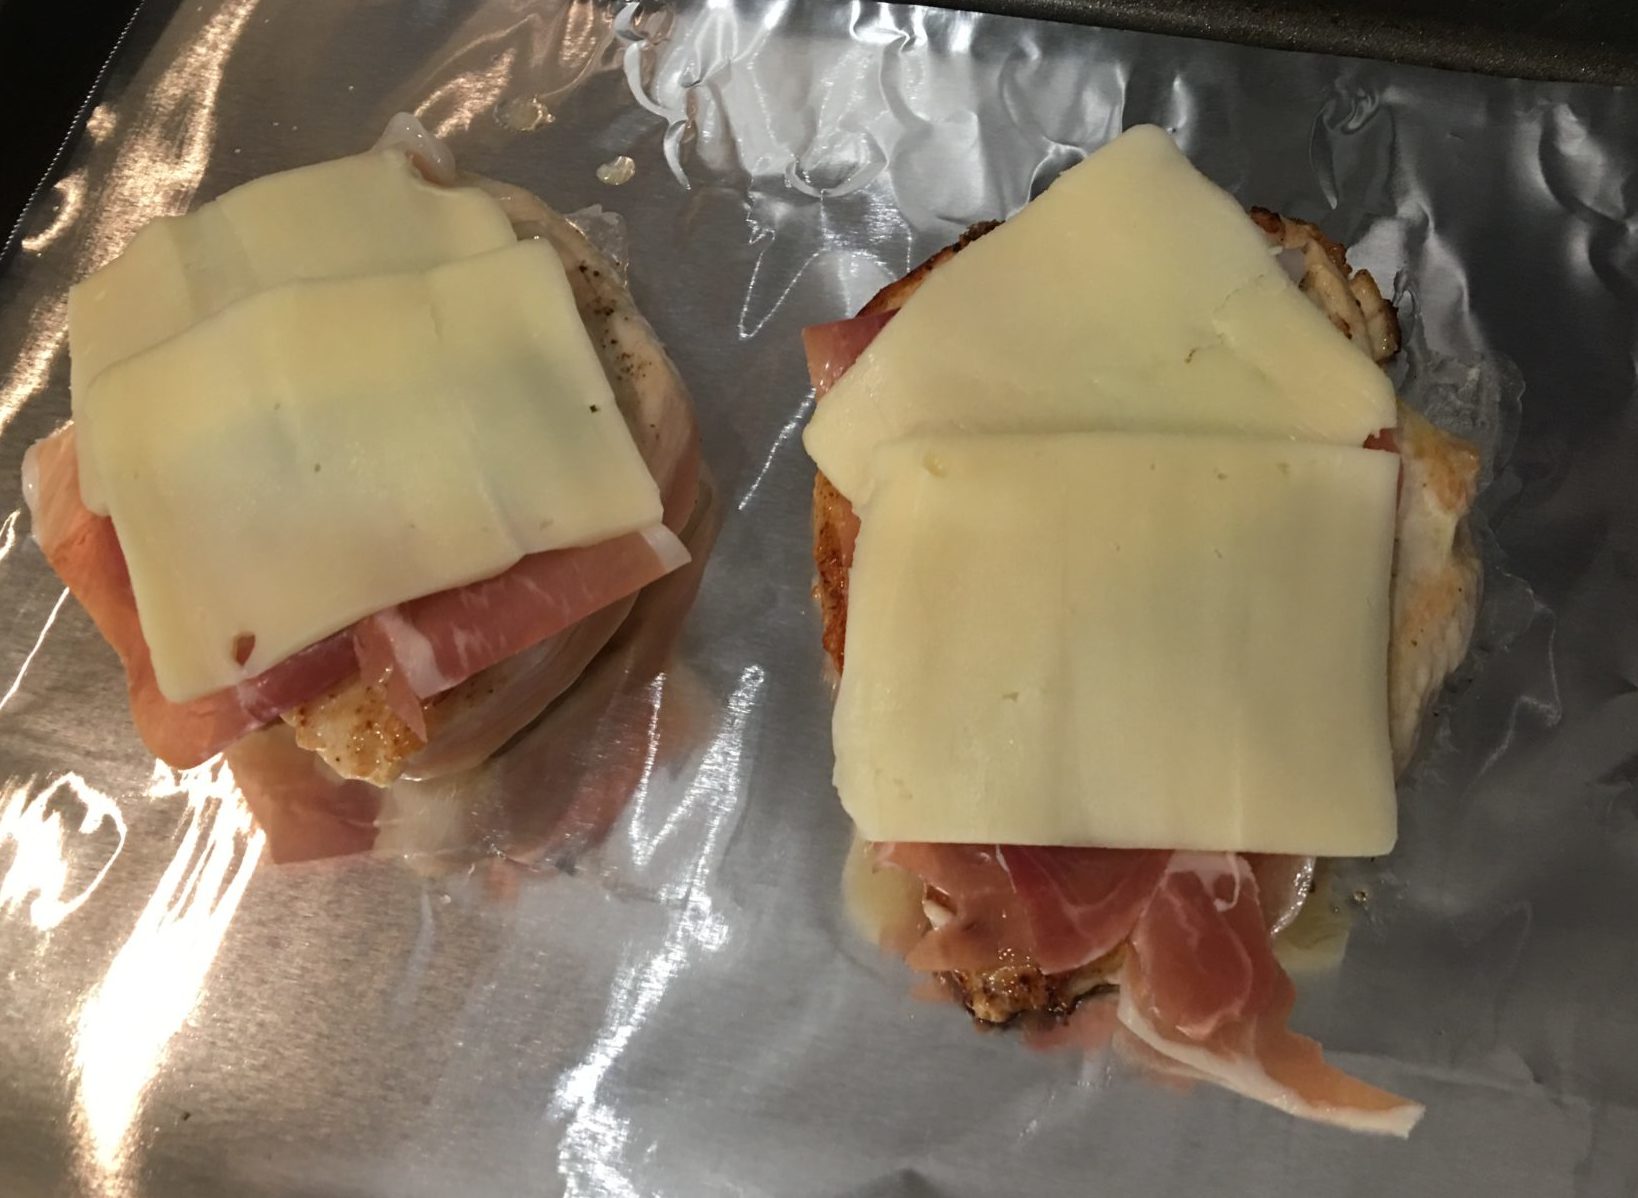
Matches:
[1388,404,1481,768]
[285,677,422,786]
[1248,207,1401,365]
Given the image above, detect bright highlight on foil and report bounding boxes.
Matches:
[0,0,263,438]
[0,588,69,715]
[70,757,263,1189]
[0,772,126,931]
[553,666,761,1196]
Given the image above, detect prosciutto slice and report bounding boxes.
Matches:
[881,843,1421,1134]
[877,843,1031,974]
[801,311,894,398]
[224,725,382,863]
[1121,854,1422,1135]
[400,593,637,779]
[879,843,1168,977]
[353,526,689,726]
[21,427,355,767]
[999,846,1171,974]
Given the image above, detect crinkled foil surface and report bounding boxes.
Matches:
[2,2,1636,1194]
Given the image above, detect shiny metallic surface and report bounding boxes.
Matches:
[0,2,1634,1194]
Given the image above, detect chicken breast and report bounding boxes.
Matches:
[813,209,1484,1023]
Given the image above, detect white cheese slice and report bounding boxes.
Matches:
[802,125,1397,505]
[832,433,1399,857]
[68,149,518,512]
[79,240,661,703]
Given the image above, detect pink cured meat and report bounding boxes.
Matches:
[880,844,1420,1129]
[21,426,356,768]
[225,726,381,863]
[354,526,690,711]
[998,846,1172,974]
[877,842,1032,975]
[801,311,894,399]
[879,843,1168,976]
[1128,855,1274,1040]
[1121,853,1421,1131]
[880,844,1308,978]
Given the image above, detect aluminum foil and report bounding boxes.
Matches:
[2,1,1635,1194]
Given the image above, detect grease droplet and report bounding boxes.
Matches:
[596,156,637,186]
[496,95,554,133]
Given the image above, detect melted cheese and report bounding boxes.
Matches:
[802,125,1396,505]
[832,434,1398,856]
[69,149,517,511]
[79,240,661,702]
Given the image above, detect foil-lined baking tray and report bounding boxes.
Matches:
[2,1,1636,1194]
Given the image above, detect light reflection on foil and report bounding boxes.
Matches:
[0,300,67,436]
[70,757,263,1192]
[615,1,689,188]
[0,0,262,436]
[20,174,87,256]
[401,1,617,143]
[608,676,667,871]
[0,588,68,713]
[736,400,811,511]
[556,3,612,99]
[0,508,20,563]
[85,105,118,145]
[0,772,126,931]
[553,666,762,1196]
[92,0,265,251]
[419,46,520,140]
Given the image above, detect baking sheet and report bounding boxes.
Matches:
[2,1,1637,1194]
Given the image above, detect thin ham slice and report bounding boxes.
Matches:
[1118,853,1423,1135]
[999,846,1171,974]
[21,426,356,768]
[401,593,636,779]
[879,842,1167,976]
[353,526,690,722]
[801,311,894,398]
[880,843,1421,1133]
[1128,855,1272,1040]
[877,843,1032,974]
[224,725,382,863]
[1363,427,1399,454]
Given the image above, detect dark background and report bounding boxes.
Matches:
[0,0,1633,257]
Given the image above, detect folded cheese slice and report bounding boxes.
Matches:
[69,149,518,511]
[79,239,661,703]
[833,433,1399,857]
[802,125,1397,505]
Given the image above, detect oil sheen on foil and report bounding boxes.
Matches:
[1,1,1635,1195]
